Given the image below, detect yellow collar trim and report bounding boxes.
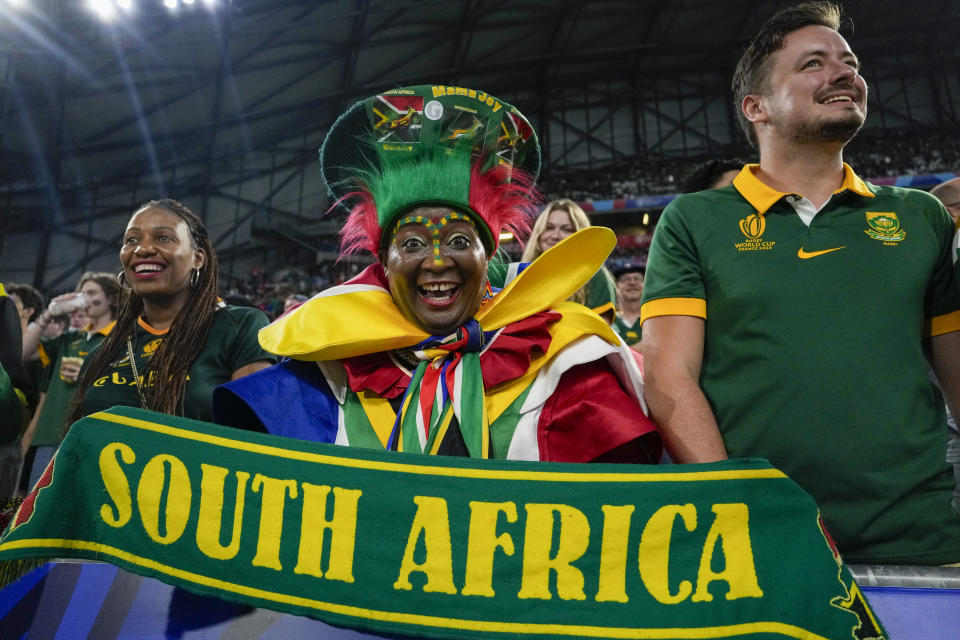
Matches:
[83,320,116,336]
[732,163,874,214]
[92,320,116,337]
[259,227,619,361]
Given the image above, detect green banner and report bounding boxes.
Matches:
[0,407,886,640]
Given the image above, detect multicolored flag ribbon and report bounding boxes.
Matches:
[390,318,495,457]
[0,407,887,640]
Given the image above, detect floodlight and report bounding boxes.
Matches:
[116,0,132,9]
[163,0,177,8]
[182,0,194,4]
[88,0,117,21]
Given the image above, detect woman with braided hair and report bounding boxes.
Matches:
[66,199,275,426]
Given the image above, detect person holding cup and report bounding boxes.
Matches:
[20,272,123,487]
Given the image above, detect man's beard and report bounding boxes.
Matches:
[787,111,865,146]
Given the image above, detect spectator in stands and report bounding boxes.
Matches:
[283,293,308,313]
[20,273,122,487]
[36,313,69,341]
[521,199,619,322]
[65,199,276,427]
[5,284,44,335]
[931,177,960,513]
[681,158,746,193]
[68,309,87,331]
[642,1,960,564]
[930,177,960,223]
[612,263,644,348]
[3,283,45,495]
[215,85,660,464]
[0,284,35,499]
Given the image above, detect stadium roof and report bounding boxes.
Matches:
[2,0,958,287]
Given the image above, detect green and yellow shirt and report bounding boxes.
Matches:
[612,314,641,346]
[81,306,275,424]
[642,163,960,565]
[33,322,115,445]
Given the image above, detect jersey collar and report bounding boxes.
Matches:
[732,162,874,215]
[83,320,116,337]
[137,316,169,336]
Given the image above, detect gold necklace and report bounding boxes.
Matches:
[126,337,148,409]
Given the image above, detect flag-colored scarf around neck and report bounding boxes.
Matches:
[392,318,492,456]
[258,228,621,458]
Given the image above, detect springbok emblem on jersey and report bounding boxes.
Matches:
[864,211,906,243]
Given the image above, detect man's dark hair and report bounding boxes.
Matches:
[732,2,843,149]
[6,283,44,323]
[682,158,747,193]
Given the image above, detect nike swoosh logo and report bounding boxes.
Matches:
[797,246,845,259]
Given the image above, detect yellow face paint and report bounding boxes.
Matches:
[393,211,476,265]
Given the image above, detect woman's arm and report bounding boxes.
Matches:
[231,360,273,381]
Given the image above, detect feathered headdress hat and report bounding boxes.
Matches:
[320,85,542,256]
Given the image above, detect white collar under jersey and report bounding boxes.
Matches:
[783,193,833,227]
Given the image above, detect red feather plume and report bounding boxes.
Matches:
[468,162,540,252]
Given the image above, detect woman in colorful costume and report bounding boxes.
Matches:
[214,85,660,463]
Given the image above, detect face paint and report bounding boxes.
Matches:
[383,206,488,335]
[393,211,476,266]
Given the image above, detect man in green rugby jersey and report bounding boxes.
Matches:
[641,1,960,564]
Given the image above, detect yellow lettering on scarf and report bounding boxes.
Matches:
[595,505,635,603]
[137,454,191,545]
[99,442,135,528]
[461,501,517,597]
[250,474,298,571]
[639,504,697,604]
[393,496,457,594]
[517,504,589,601]
[692,504,764,602]
[196,465,250,560]
[294,484,362,583]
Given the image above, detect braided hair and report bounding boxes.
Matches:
[67,199,220,428]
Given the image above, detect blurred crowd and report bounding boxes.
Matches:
[220,125,959,313]
[537,124,960,203]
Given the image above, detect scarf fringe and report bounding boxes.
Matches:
[0,556,48,590]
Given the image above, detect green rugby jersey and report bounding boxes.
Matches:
[612,315,641,346]
[81,305,275,423]
[642,163,960,565]
[33,323,114,445]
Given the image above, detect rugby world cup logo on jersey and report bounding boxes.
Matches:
[864,211,906,244]
[735,213,775,252]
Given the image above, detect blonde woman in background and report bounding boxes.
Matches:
[522,199,618,322]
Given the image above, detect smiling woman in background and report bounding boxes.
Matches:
[65,199,275,427]
[215,85,660,463]
[522,199,619,323]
